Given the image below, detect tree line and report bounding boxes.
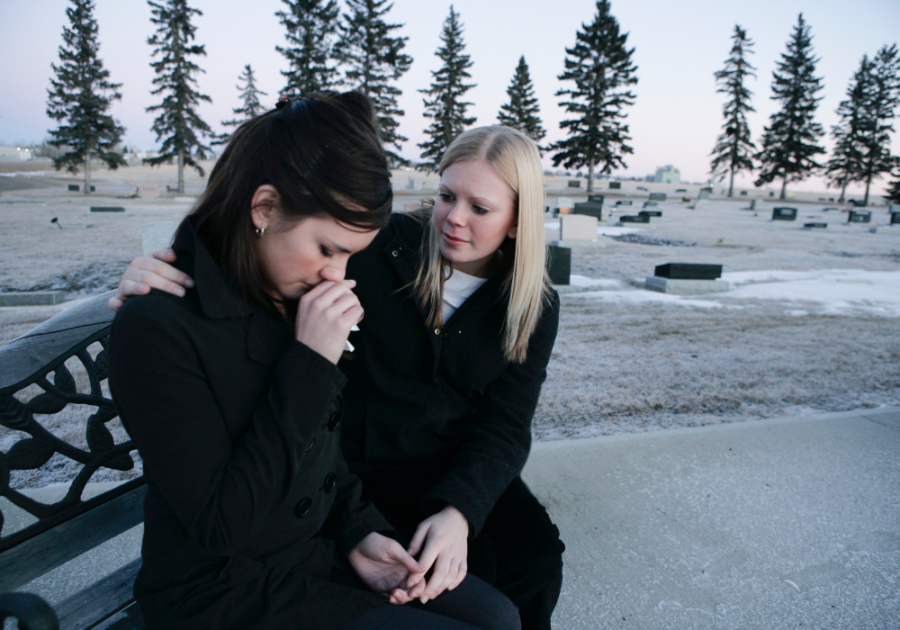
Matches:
[47,0,900,203]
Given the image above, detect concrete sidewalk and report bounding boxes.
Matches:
[523,407,900,630]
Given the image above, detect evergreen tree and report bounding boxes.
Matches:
[276,0,340,97]
[214,64,268,146]
[551,0,638,192]
[884,160,900,204]
[825,56,871,202]
[417,6,476,172]
[497,56,546,151]
[46,0,126,195]
[334,0,412,166]
[754,14,825,199]
[857,44,900,205]
[709,25,756,198]
[145,0,212,195]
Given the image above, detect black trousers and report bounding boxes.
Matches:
[357,471,564,630]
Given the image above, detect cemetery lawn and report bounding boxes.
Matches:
[2,168,899,444]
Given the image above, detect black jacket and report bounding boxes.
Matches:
[109,219,389,630]
[341,212,560,536]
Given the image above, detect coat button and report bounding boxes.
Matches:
[295,497,312,517]
[328,410,341,431]
[305,439,315,452]
[324,472,337,492]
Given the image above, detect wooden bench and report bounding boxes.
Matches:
[0,292,146,630]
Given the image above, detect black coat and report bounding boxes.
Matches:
[341,213,560,536]
[109,219,389,630]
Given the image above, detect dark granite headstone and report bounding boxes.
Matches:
[675,188,687,193]
[804,222,828,229]
[649,192,667,201]
[848,199,867,207]
[740,190,748,196]
[772,207,797,221]
[619,215,650,223]
[68,184,79,191]
[547,245,571,285]
[90,206,125,212]
[700,187,713,194]
[588,194,605,204]
[609,181,621,190]
[573,202,603,219]
[615,200,633,206]
[655,263,722,280]
[848,210,871,223]
[568,179,581,188]
[643,201,658,208]
[640,210,662,217]
[890,212,900,225]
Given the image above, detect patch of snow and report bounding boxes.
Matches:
[569,275,621,289]
[0,171,48,178]
[598,226,641,237]
[565,289,727,309]
[721,269,900,316]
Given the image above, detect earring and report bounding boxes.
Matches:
[255,226,266,239]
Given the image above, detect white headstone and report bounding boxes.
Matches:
[137,181,161,199]
[556,197,574,211]
[559,214,598,241]
[142,221,179,255]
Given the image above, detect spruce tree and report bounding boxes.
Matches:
[825,56,871,202]
[857,44,900,205]
[551,0,638,192]
[145,0,212,195]
[417,6,476,172]
[709,25,756,198]
[884,161,900,204]
[214,64,268,146]
[754,14,825,199]
[276,0,340,97]
[497,56,546,151]
[334,0,412,166]
[46,0,126,195]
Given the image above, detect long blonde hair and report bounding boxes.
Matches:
[414,126,550,363]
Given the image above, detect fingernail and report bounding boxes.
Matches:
[421,597,429,604]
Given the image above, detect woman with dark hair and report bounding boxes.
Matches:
[108,93,519,630]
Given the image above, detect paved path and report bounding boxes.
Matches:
[523,408,900,630]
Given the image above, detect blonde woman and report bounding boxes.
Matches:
[111,125,563,630]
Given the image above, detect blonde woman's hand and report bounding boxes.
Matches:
[349,532,426,604]
[108,248,194,311]
[407,505,470,604]
[294,279,362,364]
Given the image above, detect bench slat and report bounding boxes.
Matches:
[91,604,143,630]
[0,485,146,592]
[57,558,141,630]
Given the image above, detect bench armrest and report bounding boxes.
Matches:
[0,592,59,630]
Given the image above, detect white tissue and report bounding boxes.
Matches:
[344,324,360,352]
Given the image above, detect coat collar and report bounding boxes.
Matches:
[173,218,291,366]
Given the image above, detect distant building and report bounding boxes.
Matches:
[654,165,680,184]
[0,146,33,161]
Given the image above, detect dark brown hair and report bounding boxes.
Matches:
[179,91,392,320]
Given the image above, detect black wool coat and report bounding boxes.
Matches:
[341,212,560,536]
[109,219,390,630]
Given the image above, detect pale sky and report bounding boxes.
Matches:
[2,0,899,194]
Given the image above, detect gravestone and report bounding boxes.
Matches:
[848,199,866,207]
[609,181,621,190]
[0,291,67,307]
[697,190,711,201]
[556,197,574,213]
[888,202,900,213]
[740,190,748,196]
[769,191,775,197]
[138,182,161,199]
[643,201,658,208]
[890,212,900,225]
[682,196,692,202]
[749,199,757,210]
[822,207,839,212]
[804,222,827,229]
[406,177,415,190]
[640,210,662,218]
[559,214,598,241]
[142,221,180,255]
[68,184,79,192]
[772,207,797,221]
[615,200,633,206]
[646,262,729,294]
[655,263,722,279]
[573,201,603,220]
[546,245,571,285]
[588,194,605,203]
[619,215,650,224]
[649,192,666,202]
[848,210,871,223]
[90,206,125,212]
[676,188,687,193]
[568,179,581,188]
